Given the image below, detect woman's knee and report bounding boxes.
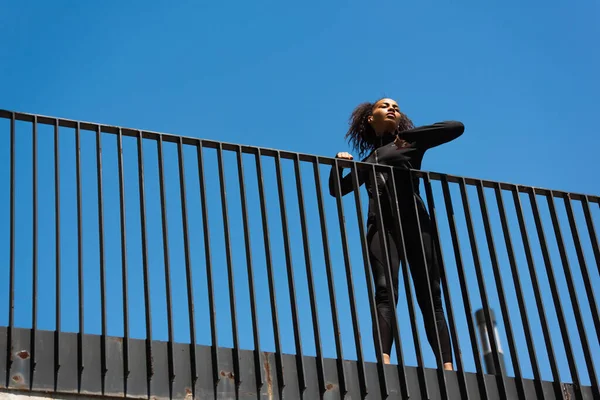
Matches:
[375,285,392,303]
[414,283,444,314]
[429,277,441,297]
[375,281,399,305]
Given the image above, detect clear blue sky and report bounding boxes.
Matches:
[1,0,599,388]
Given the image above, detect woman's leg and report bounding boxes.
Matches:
[367,225,401,363]
[404,212,454,369]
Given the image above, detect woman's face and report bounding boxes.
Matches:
[368,98,402,134]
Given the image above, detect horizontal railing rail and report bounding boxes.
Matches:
[2,109,598,203]
[0,109,599,399]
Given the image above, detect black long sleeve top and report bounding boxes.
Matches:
[328,121,464,223]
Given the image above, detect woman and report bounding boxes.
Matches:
[329,98,463,370]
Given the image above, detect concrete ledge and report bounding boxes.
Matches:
[0,389,124,400]
[0,327,594,399]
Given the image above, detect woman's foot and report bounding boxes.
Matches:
[383,354,391,365]
[443,362,453,371]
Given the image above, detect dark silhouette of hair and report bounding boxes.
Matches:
[345,100,414,158]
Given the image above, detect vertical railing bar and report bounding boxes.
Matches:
[565,196,600,350]
[512,188,564,399]
[405,170,449,399]
[235,147,263,392]
[216,143,241,395]
[116,129,130,389]
[348,163,389,400]
[529,190,583,398]
[6,114,16,388]
[387,169,430,399]
[331,159,367,399]
[440,177,489,399]
[196,141,220,389]
[366,164,410,399]
[494,183,544,399]
[31,117,39,390]
[75,122,84,392]
[274,152,307,395]
[458,178,507,398]
[423,173,469,399]
[582,193,600,397]
[312,159,347,396]
[53,118,61,390]
[157,135,176,398]
[6,114,15,388]
[565,197,600,399]
[546,193,595,399]
[136,130,154,394]
[95,125,108,393]
[475,180,526,399]
[176,137,198,394]
[292,154,325,396]
[254,150,285,394]
[581,196,600,276]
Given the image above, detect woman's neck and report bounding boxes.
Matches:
[376,130,397,146]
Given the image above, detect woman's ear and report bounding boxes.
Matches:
[367,115,373,124]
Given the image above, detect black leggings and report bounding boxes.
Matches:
[368,201,453,364]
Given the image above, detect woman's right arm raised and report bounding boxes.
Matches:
[328,152,361,197]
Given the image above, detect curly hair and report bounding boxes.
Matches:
[345,100,414,158]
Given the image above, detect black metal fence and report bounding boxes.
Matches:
[0,109,599,399]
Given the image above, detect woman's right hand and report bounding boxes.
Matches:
[335,152,354,160]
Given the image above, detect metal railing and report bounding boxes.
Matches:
[0,109,599,399]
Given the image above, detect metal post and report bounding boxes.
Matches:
[474,308,505,375]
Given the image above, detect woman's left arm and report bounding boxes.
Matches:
[399,121,464,150]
